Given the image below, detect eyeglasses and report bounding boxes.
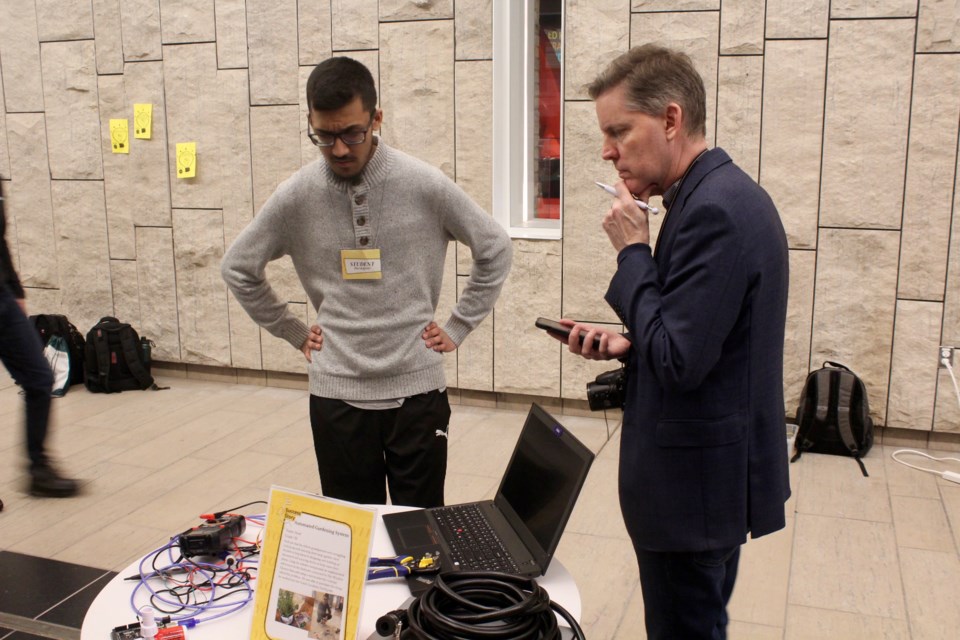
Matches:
[307,115,374,148]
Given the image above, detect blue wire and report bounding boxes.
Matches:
[127,536,257,625]
[131,560,254,622]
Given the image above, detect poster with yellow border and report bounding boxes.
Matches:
[250,486,375,640]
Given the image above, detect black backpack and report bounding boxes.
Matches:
[30,314,86,385]
[791,361,874,476]
[84,317,158,393]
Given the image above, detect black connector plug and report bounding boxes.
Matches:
[375,608,408,637]
[178,514,246,557]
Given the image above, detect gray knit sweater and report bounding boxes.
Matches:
[221,139,512,400]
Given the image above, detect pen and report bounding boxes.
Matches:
[594,181,660,215]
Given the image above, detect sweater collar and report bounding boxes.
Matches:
[321,136,392,189]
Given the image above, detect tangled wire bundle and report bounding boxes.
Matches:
[397,571,586,640]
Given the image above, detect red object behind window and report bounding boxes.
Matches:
[537,25,561,219]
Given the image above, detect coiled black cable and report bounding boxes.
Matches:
[391,571,586,639]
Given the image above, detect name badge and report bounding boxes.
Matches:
[341,249,382,280]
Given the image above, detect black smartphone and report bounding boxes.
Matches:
[535,317,602,350]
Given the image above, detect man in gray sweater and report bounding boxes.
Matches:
[222,57,512,508]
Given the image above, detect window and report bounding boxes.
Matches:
[493,0,563,239]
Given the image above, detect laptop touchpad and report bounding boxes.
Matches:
[397,525,436,548]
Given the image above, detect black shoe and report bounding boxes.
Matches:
[30,466,80,498]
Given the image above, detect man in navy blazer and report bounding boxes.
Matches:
[559,45,790,639]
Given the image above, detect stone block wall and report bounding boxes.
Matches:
[1,1,959,434]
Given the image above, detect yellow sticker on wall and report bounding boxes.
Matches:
[109,119,129,154]
[176,142,197,179]
[134,103,152,139]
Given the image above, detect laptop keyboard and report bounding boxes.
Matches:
[432,503,521,573]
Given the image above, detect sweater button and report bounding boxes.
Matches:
[357,216,366,226]
[359,236,369,246]
[354,194,366,205]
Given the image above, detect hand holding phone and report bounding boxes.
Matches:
[535,317,602,350]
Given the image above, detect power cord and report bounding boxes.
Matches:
[378,571,586,639]
[895,352,960,484]
[941,351,960,410]
[890,449,960,484]
[601,409,623,442]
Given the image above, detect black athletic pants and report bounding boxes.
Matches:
[309,389,450,507]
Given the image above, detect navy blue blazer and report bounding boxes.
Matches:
[606,147,790,552]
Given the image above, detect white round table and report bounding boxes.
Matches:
[81,505,581,639]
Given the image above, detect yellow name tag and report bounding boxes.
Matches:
[341,249,382,280]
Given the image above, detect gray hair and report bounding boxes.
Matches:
[587,44,706,138]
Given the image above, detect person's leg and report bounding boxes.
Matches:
[0,288,77,497]
[309,395,389,504]
[634,544,741,640]
[0,289,52,469]
[382,389,450,508]
[716,545,740,638]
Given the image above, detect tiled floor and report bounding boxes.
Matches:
[1,370,959,639]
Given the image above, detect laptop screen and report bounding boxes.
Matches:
[495,404,594,566]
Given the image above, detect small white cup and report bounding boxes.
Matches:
[786,422,798,458]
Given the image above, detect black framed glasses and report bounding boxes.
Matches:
[307,115,375,148]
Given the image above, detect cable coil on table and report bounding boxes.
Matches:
[376,571,586,640]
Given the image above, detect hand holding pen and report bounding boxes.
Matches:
[594,181,660,215]
[596,180,653,250]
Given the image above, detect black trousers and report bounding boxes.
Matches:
[634,543,741,640]
[309,389,450,507]
[0,286,53,470]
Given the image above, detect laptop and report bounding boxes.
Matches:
[382,403,595,584]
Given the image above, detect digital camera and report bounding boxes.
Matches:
[586,367,626,411]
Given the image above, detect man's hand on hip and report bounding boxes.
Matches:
[422,321,456,353]
[301,324,324,362]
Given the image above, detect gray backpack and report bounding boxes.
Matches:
[790,361,874,476]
